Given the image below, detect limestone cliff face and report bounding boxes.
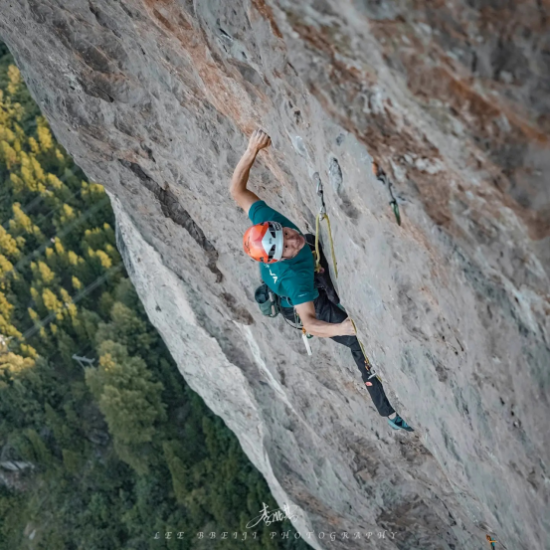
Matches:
[1,1,548,548]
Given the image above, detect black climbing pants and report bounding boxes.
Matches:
[281,290,395,418]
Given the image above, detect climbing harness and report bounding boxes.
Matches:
[254,280,310,331]
[311,174,382,383]
[372,162,401,226]
[254,271,319,354]
[254,279,315,358]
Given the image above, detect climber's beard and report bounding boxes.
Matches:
[281,229,306,260]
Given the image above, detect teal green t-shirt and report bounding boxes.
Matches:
[249,201,318,307]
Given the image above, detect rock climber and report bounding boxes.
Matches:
[230,129,413,432]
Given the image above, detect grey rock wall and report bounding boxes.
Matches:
[1,1,549,548]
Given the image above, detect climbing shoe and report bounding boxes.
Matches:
[387,414,414,432]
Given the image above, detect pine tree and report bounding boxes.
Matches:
[85,340,166,448]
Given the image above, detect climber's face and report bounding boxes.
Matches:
[281,227,306,260]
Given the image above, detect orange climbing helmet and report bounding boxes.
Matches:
[243,221,284,263]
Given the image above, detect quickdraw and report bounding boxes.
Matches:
[372,161,401,226]
[301,327,312,355]
[311,173,382,383]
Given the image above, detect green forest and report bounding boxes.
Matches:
[0,43,307,550]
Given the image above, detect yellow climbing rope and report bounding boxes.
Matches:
[314,206,381,382]
[314,212,337,277]
[349,318,371,366]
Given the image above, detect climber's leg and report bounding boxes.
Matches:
[313,291,395,418]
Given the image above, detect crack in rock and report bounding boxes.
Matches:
[119,159,223,282]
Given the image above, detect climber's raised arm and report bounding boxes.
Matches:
[229,129,271,215]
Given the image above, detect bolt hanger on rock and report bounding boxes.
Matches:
[372,161,401,226]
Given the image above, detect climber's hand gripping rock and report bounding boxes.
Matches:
[339,317,356,336]
[247,129,271,154]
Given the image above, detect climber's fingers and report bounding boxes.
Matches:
[248,129,271,152]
